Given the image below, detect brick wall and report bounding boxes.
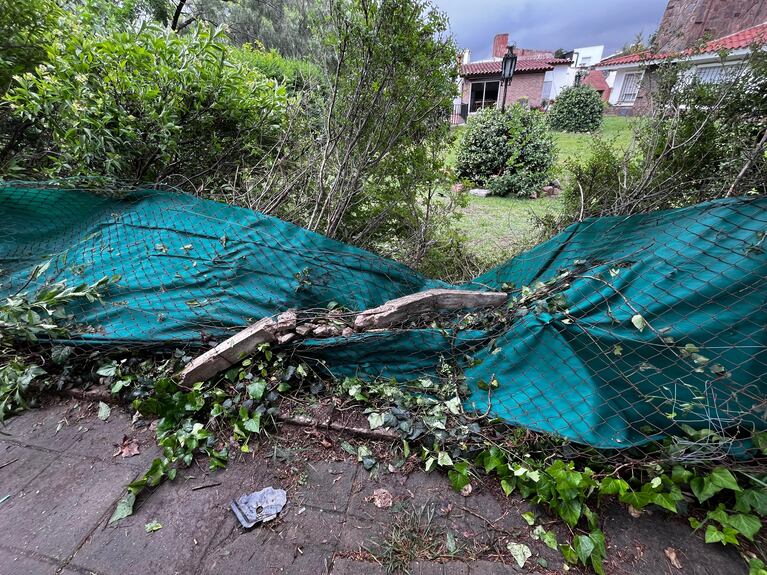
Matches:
[504,72,546,108]
[460,72,546,110]
[655,0,767,52]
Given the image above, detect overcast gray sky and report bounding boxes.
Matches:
[431,0,668,60]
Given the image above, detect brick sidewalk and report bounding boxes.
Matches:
[0,399,744,574]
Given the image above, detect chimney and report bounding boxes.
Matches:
[492,33,509,58]
[462,49,470,64]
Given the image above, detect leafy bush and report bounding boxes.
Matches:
[0,0,60,92]
[561,50,767,223]
[235,46,322,90]
[4,23,286,190]
[454,106,555,197]
[549,85,604,133]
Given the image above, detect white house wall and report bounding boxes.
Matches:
[548,64,572,99]
[607,68,640,106]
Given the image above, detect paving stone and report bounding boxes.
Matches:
[0,545,64,575]
[347,469,411,521]
[295,460,357,513]
[337,517,382,552]
[63,408,159,468]
[70,468,238,575]
[331,557,387,575]
[0,445,58,497]
[199,539,296,575]
[442,561,470,575]
[600,502,745,575]
[0,455,140,562]
[467,559,521,574]
[410,561,469,575]
[1,402,85,452]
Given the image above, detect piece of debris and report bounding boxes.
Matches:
[312,324,340,337]
[113,436,140,458]
[628,505,643,518]
[664,547,683,569]
[460,484,472,497]
[144,520,163,533]
[231,486,287,528]
[191,482,222,491]
[369,488,393,509]
[468,188,491,197]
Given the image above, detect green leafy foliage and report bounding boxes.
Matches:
[0,270,118,421]
[548,85,604,133]
[0,0,61,92]
[4,22,286,189]
[561,50,767,223]
[109,343,314,522]
[455,105,556,197]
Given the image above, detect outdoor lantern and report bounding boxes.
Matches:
[502,45,517,79]
[501,44,517,111]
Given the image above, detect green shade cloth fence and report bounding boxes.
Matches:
[1,185,765,449]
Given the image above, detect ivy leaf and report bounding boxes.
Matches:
[108,493,136,524]
[725,513,761,541]
[242,413,261,434]
[144,520,162,533]
[98,401,111,421]
[51,345,73,364]
[573,534,595,564]
[521,511,535,526]
[709,467,740,492]
[97,364,117,377]
[437,451,453,467]
[368,412,386,430]
[558,498,582,527]
[445,396,461,415]
[631,314,647,332]
[506,542,531,568]
[541,530,558,550]
[246,380,265,401]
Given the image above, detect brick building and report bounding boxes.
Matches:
[455,34,572,122]
[597,0,767,114]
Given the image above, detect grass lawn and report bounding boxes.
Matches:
[553,115,634,164]
[449,115,634,267]
[454,195,562,267]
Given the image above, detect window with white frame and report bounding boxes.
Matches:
[541,81,552,101]
[469,80,500,112]
[693,64,739,84]
[618,72,641,104]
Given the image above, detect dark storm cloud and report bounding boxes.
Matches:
[431,0,668,59]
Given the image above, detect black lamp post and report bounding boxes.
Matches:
[501,44,517,111]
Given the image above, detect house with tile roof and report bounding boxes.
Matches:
[596,20,767,113]
[453,33,573,124]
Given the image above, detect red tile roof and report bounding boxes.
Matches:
[582,70,609,91]
[460,57,572,77]
[581,70,611,101]
[598,21,767,67]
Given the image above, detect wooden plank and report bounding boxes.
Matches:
[353,288,507,330]
[179,317,276,385]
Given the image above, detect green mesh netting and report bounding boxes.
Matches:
[1,185,765,449]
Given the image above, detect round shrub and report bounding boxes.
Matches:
[548,85,604,132]
[455,105,556,197]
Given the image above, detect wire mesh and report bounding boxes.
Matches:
[1,183,765,462]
